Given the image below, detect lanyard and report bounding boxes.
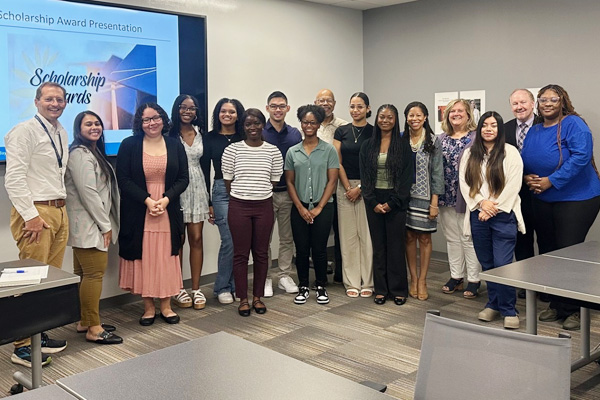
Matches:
[35,115,63,169]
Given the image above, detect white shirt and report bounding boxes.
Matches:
[5,113,69,221]
[317,115,348,144]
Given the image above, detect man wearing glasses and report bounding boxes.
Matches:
[314,89,347,283]
[262,91,302,297]
[4,82,70,367]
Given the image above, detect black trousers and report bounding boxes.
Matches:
[332,194,343,281]
[291,202,334,288]
[514,187,536,261]
[533,195,600,317]
[365,189,408,298]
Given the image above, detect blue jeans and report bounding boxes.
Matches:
[212,179,235,296]
[471,211,517,316]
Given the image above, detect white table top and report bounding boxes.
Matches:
[0,260,80,298]
[58,331,392,400]
[480,241,600,304]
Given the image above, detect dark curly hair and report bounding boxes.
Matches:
[132,103,171,137]
[297,104,326,125]
[211,98,244,134]
[241,108,267,126]
[402,101,435,154]
[169,94,203,138]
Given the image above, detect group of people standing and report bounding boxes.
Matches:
[4,81,599,368]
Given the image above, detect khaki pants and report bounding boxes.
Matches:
[337,180,373,291]
[268,191,295,278]
[11,205,68,348]
[73,247,108,327]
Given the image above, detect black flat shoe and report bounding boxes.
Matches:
[86,331,123,345]
[160,313,180,324]
[238,301,251,317]
[374,296,386,305]
[77,323,116,334]
[139,314,156,326]
[394,297,407,306]
[252,299,267,314]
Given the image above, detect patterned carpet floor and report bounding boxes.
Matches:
[2,258,600,399]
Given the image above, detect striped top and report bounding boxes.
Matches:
[221,141,284,200]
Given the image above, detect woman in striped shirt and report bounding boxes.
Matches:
[221,108,283,316]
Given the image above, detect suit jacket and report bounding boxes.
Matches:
[504,117,541,198]
[116,135,189,260]
[65,146,120,251]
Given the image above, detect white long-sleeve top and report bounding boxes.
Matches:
[459,144,525,236]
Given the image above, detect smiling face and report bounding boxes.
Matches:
[480,116,498,145]
[179,97,197,125]
[538,89,562,122]
[315,90,336,118]
[219,102,238,127]
[406,106,426,133]
[266,97,289,123]
[510,90,535,122]
[448,102,468,130]
[300,112,320,137]
[35,86,66,124]
[141,107,164,138]
[349,96,368,123]
[244,115,264,141]
[377,108,396,133]
[80,114,103,143]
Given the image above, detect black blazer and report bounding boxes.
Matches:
[504,117,540,197]
[116,135,189,260]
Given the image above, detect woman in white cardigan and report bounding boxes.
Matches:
[459,111,524,330]
[65,111,122,344]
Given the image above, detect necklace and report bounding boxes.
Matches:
[410,130,425,152]
[221,133,234,142]
[351,125,365,143]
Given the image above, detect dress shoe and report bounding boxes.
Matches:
[77,323,116,333]
[563,312,580,331]
[393,297,407,306]
[517,289,526,299]
[539,307,559,322]
[409,281,418,298]
[139,314,156,326]
[252,299,267,314]
[160,312,180,324]
[374,296,386,305]
[86,331,123,345]
[417,281,429,301]
[238,301,251,317]
[478,308,500,322]
[504,315,520,329]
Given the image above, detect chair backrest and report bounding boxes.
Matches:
[414,313,571,400]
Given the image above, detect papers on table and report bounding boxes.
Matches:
[0,265,49,287]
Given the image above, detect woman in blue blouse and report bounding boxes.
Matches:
[521,84,600,330]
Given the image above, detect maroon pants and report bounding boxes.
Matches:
[228,197,274,299]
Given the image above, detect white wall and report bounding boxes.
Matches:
[0,0,363,298]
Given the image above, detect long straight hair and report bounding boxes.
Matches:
[402,101,435,154]
[70,111,112,181]
[465,111,506,198]
[364,104,404,186]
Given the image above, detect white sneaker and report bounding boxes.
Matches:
[278,276,299,293]
[217,292,234,304]
[264,278,274,297]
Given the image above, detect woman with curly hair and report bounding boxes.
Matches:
[522,84,600,330]
[360,104,413,305]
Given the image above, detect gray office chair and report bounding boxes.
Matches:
[414,313,571,400]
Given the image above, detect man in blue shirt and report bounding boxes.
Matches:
[262,91,302,296]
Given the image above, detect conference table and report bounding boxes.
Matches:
[57,331,392,400]
[479,241,600,371]
[0,260,80,391]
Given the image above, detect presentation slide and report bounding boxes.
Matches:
[0,0,205,160]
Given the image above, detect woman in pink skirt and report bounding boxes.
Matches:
[116,103,189,326]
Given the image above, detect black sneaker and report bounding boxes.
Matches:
[41,332,67,354]
[294,287,310,304]
[316,286,329,304]
[11,346,52,368]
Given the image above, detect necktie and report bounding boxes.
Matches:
[517,122,528,151]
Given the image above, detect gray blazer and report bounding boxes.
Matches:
[65,146,120,251]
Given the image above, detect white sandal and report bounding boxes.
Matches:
[192,289,206,310]
[172,289,193,308]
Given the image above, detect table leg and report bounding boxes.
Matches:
[526,290,537,335]
[31,333,42,388]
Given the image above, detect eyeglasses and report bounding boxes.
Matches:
[301,120,319,127]
[142,115,162,125]
[179,105,198,113]
[268,104,288,111]
[316,98,334,105]
[538,97,560,105]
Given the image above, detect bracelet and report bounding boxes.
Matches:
[346,186,352,191]
[429,205,438,209]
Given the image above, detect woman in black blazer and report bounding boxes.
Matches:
[117,103,189,326]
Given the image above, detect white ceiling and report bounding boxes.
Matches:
[299,0,417,11]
